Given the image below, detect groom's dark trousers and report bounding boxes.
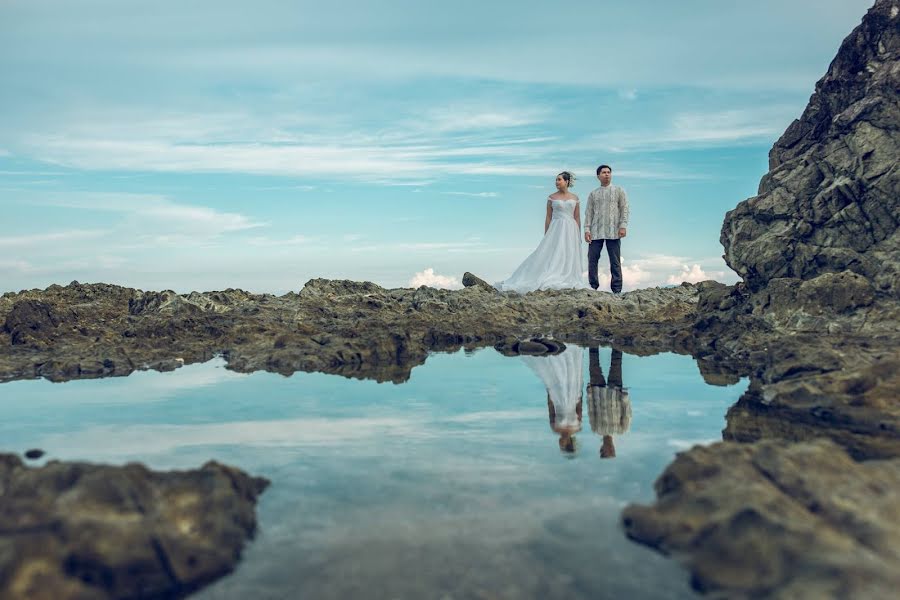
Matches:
[588,239,622,293]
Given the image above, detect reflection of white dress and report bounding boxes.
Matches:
[522,348,583,431]
[496,198,588,293]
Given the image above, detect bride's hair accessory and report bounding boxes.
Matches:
[558,171,576,188]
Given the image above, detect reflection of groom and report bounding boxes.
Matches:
[584,165,630,294]
[587,347,631,458]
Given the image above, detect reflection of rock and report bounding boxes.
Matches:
[623,440,900,598]
[694,357,742,387]
[24,448,45,460]
[0,453,269,599]
[493,337,566,356]
[724,356,900,461]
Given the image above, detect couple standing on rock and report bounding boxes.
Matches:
[496,165,630,294]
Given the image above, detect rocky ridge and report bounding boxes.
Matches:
[0,280,703,384]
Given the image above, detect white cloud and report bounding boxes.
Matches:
[587,107,793,153]
[408,268,463,289]
[442,191,498,198]
[666,264,726,284]
[245,235,311,247]
[0,258,34,273]
[589,255,735,291]
[422,106,545,133]
[0,229,107,248]
[34,192,265,239]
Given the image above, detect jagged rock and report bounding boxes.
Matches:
[0,454,269,600]
[797,270,875,313]
[4,300,64,346]
[461,272,495,290]
[721,0,900,295]
[622,440,900,599]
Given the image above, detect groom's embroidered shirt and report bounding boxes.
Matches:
[584,184,629,239]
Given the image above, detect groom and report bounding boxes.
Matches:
[584,165,630,294]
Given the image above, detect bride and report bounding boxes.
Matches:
[496,171,588,293]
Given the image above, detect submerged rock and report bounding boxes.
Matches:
[0,454,269,600]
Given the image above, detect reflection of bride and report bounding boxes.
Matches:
[521,347,583,454]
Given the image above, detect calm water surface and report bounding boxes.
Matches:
[0,346,745,599]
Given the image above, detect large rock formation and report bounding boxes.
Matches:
[625,1,900,596]
[721,0,899,295]
[0,454,269,599]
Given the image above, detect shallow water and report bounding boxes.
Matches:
[0,345,745,599]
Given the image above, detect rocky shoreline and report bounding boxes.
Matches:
[0,454,269,600]
[622,1,900,597]
[0,279,705,385]
[1,0,897,597]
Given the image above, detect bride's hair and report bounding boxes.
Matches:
[558,171,576,188]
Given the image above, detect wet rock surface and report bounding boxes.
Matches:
[622,440,900,599]
[0,453,269,600]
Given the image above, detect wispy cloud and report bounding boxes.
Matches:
[0,258,34,273]
[595,107,793,153]
[442,191,498,198]
[246,235,312,247]
[421,105,546,133]
[0,229,108,248]
[35,192,266,237]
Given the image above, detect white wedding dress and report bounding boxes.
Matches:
[496,198,588,293]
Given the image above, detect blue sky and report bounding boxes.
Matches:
[0,0,873,293]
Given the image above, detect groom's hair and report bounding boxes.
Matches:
[596,165,612,175]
